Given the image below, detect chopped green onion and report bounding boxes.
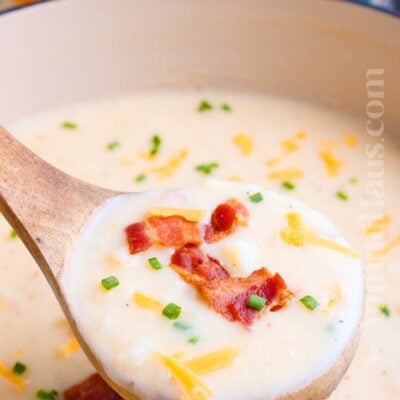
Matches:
[336,191,349,201]
[61,121,77,130]
[150,134,162,156]
[162,303,182,320]
[221,103,232,112]
[12,362,27,375]
[349,176,358,184]
[379,304,390,317]
[101,276,120,291]
[249,192,263,203]
[36,389,58,400]
[300,295,319,310]
[106,141,120,151]
[9,229,17,239]
[148,257,163,270]
[195,162,219,175]
[173,321,191,331]
[197,100,213,112]
[135,173,147,183]
[282,181,296,190]
[188,336,199,344]
[246,294,267,311]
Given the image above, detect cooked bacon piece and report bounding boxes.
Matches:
[205,199,249,243]
[171,244,229,283]
[146,216,203,248]
[171,246,291,326]
[125,216,202,254]
[64,373,122,400]
[125,222,152,254]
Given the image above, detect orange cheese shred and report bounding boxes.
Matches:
[344,134,358,149]
[133,292,163,312]
[374,235,400,256]
[148,149,188,179]
[58,337,81,358]
[365,214,391,235]
[233,133,254,156]
[267,167,304,181]
[319,149,343,177]
[0,362,28,391]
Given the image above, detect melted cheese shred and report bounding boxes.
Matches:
[233,133,253,155]
[183,348,239,375]
[157,353,213,400]
[267,167,304,181]
[58,337,81,358]
[133,292,163,312]
[148,206,206,222]
[281,213,359,258]
[374,235,400,256]
[0,362,28,391]
[148,149,188,179]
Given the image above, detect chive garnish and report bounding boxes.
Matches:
[195,162,219,175]
[379,304,390,317]
[162,303,182,320]
[246,294,266,311]
[9,229,17,239]
[12,362,27,375]
[135,174,147,183]
[188,336,199,344]
[150,134,162,156]
[148,257,163,270]
[221,103,232,112]
[106,141,120,151]
[197,100,213,112]
[101,276,120,291]
[249,192,263,203]
[336,191,349,201]
[300,295,319,310]
[173,321,191,331]
[36,389,58,400]
[349,177,358,185]
[282,181,295,190]
[61,121,77,130]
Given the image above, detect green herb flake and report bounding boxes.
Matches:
[300,295,319,311]
[195,162,219,175]
[148,257,163,271]
[336,191,349,201]
[282,181,296,190]
[221,103,232,112]
[106,141,120,151]
[249,192,263,203]
[188,336,199,345]
[101,276,120,291]
[36,389,58,400]
[173,321,191,331]
[135,174,147,183]
[150,134,162,156]
[12,362,27,375]
[246,294,267,311]
[197,100,213,112]
[379,304,391,317]
[162,303,182,320]
[349,176,358,185]
[9,229,17,239]
[61,121,78,130]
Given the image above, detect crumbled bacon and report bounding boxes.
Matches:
[171,246,291,326]
[64,374,122,400]
[125,216,202,254]
[205,199,249,243]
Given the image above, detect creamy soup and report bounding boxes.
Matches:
[0,91,399,399]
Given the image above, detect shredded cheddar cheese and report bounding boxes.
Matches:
[365,215,391,235]
[120,157,134,166]
[133,292,163,312]
[281,213,359,257]
[296,130,308,140]
[265,157,280,167]
[0,362,28,391]
[374,235,400,256]
[139,150,156,161]
[183,348,239,375]
[227,176,242,182]
[233,133,253,156]
[323,285,343,314]
[344,134,358,149]
[58,337,81,358]
[148,149,188,179]
[158,353,212,400]
[148,206,206,222]
[319,149,343,177]
[172,350,189,361]
[281,138,299,154]
[267,167,304,181]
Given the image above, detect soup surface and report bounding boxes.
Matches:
[0,91,399,399]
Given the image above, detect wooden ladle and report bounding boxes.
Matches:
[0,126,361,400]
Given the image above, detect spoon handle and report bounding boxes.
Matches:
[0,126,114,280]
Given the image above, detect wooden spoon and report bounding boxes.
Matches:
[0,126,361,400]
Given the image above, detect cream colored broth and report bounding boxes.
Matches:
[0,91,399,399]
